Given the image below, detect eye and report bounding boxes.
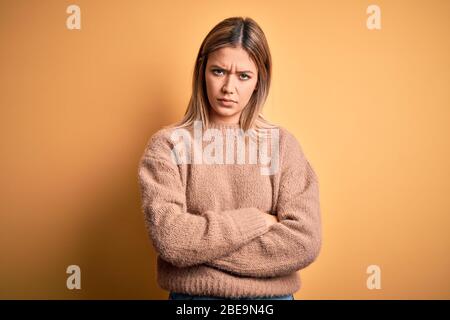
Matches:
[240,73,250,80]
[211,68,251,80]
[212,69,224,76]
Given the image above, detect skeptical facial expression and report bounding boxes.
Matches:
[205,46,259,124]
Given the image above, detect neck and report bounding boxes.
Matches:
[208,121,241,129]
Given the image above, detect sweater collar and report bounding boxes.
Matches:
[207,121,242,129]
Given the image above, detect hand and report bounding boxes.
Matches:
[262,213,279,227]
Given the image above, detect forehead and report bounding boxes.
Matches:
[207,46,257,71]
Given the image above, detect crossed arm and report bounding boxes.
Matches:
[205,157,322,278]
[138,130,321,277]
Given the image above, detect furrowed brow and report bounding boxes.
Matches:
[210,64,254,74]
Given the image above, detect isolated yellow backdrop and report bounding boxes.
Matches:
[0,0,449,299]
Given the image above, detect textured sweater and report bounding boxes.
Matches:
[137,121,322,298]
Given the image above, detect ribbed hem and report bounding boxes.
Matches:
[157,257,301,298]
[224,207,269,243]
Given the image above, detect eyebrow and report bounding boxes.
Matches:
[209,64,255,74]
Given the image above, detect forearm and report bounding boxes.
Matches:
[206,218,321,277]
[206,154,322,278]
[139,155,271,268]
[143,203,270,268]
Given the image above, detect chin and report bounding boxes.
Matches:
[214,106,236,116]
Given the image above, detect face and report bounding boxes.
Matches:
[204,46,258,124]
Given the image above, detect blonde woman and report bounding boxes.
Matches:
[138,16,322,300]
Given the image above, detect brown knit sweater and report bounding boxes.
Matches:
[137,121,322,298]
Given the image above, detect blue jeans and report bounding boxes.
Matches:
[168,291,294,300]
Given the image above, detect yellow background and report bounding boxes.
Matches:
[1,0,449,299]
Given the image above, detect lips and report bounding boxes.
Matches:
[218,98,237,103]
[217,98,236,108]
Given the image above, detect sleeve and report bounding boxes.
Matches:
[137,130,270,268]
[205,132,322,277]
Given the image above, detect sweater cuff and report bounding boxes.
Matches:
[225,208,269,242]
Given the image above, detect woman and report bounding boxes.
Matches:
[138,16,322,300]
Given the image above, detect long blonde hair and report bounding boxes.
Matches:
[168,16,278,134]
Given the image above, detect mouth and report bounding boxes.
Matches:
[217,98,237,103]
[217,98,236,107]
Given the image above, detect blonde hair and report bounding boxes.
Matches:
[168,16,278,135]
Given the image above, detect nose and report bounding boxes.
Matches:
[222,75,235,95]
